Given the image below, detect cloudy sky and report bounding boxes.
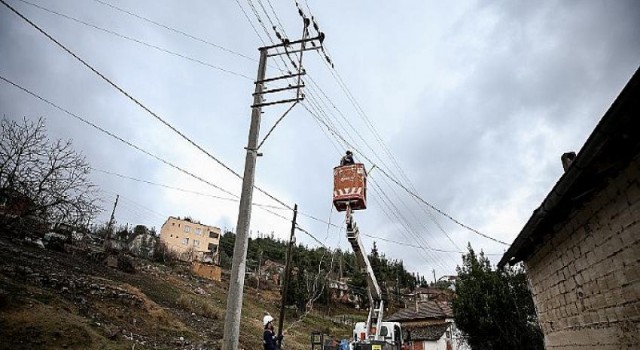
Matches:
[1,0,639,276]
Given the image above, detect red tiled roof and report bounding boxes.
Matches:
[384,300,453,322]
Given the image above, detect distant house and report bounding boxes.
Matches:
[129,231,157,258]
[414,287,454,303]
[260,259,285,285]
[328,279,349,301]
[159,217,221,262]
[499,69,640,348]
[385,300,468,350]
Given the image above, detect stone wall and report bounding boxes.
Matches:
[191,261,221,282]
[524,156,640,349]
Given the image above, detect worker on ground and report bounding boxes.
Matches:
[263,315,283,350]
[340,150,354,166]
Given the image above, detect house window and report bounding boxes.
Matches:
[195,228,202,235]
[184,226,191,233]
[172,222,175,226]
[208,243,218,253]
[209,231,219,239]
[182,238,189,245]
[194,240,200,247]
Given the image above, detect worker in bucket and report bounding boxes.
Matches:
[340,150,355,166]
[263,315,283,350]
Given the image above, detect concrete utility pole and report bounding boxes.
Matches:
[222,11,327,347]
[222,48,267,350]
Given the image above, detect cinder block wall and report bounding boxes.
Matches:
[525,156,640,349]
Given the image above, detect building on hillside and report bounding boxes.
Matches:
[328,279,349,301]
[385,300,468,350]
[260,259,285,286]
[129,231,157,258]
[499,68,640,348]
[414,287,454,302]
[159,217,221,262]
[400,287,454,311]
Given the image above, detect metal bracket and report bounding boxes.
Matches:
[253,84,305,96]
[256,71,306,84]
[251,97,303,109]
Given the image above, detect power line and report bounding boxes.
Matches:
[15,0,252,80]
[361,232,503,256]
[1,77,345,260]
[233,0,268,46]
[11,0,502,265]
[0,74,242,200]
[368,178,454,273]
[23,0,369,248]
[303,68,465,253]
[92,167,288,210]
[301,99,507,246]
[376,167,509,246]
[0,0,294,212]
[87,0,494,252]
[301,79,463,257]
[291,0,487,250]
[264,0,286,34]
[91,0,257,62]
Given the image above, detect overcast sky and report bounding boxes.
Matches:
[1,0,639,276]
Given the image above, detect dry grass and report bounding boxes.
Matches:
[176,294,221,320]
[0,300,130,350]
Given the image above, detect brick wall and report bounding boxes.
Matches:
[524,155,640,349]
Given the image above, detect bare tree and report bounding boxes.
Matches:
[0,117,99,235]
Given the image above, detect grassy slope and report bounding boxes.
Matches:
[0,237,356,350]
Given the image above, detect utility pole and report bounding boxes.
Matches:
[104,194,119,249]
[222,10,328,348]
[277,204,297,349]
[257,250,263,291]
[107,194,119,230]
[222,47,268,350]
[433,269,436,285]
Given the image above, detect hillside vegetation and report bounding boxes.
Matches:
[0,234,360,350]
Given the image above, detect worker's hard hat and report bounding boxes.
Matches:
[263,315,274,326]
[346,150,353,155]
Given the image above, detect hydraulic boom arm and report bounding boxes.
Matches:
[346,206,385,341]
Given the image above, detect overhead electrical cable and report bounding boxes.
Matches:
[82,0,491,252]
[0,74,242,200]
[232,0,268,46]
[14,0,252,80]
[368,179,453,272]
[293,1,488,250]
[0,0,295,213]
[91,0,257,62]
[303,99,452,270]
[92,167,288,210]
[376,166,509,246]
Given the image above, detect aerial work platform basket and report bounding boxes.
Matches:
[333,163,367,212]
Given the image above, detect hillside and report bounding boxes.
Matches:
[0,235,357,350]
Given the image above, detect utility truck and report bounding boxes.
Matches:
[332,163,406,350]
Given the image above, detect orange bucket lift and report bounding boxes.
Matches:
[333,163,367,212]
